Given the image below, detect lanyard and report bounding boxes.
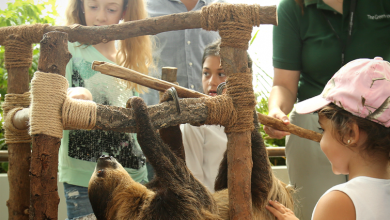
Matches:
[321,0,357,66]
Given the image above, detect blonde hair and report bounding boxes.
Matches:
[65,0,153,93]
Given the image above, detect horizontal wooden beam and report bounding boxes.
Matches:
[0,147,287,163]
[0,150,8,162]
[10,102,322,143]
[0,5,277,45]
[266,147,285,157]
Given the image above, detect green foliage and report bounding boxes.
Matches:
[0,0,58,172]
[255,94,286,166]
[255,92,286,149]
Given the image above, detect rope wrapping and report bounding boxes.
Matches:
[201,3,262,31]
[225,68,256,133]
[30,72,68,138]
[62,97,97,130]
[203,95,237,129]
[2,93,31,143]
[203,69,256,133]
[201,3,262,49]
[219,22,253,49]
[30,71,97,138]
[0,24,50,45]
[4,34,33,69]
[201,3,257,132]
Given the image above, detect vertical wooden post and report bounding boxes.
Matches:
[159,67,178,100]
[157,67,186,160]
[161,67,178,82]
[220,47,253,220]
[5,35,31,220]
[29,31,70,220]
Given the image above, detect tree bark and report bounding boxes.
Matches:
[95,98,208,133]
[11,105,322,144]
[5,35,31,220]
[10,104,322,143]
[0,6,277,45]
[29,31,70,220]
[220,47,253,219]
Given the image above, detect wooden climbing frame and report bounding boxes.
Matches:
[0,3,322,220]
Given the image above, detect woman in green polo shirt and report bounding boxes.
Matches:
[264,0,390,219]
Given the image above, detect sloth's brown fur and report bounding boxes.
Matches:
[88,97,293,220]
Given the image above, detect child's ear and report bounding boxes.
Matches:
[347,122,360,146]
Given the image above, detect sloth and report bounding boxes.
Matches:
[88,97,293,220]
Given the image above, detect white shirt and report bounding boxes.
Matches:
[312,176,390,220]
[180,124,227,192]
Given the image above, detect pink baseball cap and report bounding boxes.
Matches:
[296,57,390,127]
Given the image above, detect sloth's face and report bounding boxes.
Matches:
[88,155,132,219]
[89,155,131,187]
[94,155,119,177]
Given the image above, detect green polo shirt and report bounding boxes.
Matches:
[273,0,390,101]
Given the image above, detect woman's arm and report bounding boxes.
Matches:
[264,68,300,139]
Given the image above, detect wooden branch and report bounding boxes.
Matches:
[30,31,70,220]
[0,150,8,162]
[220,47,253,219]
[266,147,285,157]
[5,34,31,220]
[92,61,207,98]
[12,108,29,130]
[95,98,208,133]
[159,67,178,100]
[8,100,207,133]
[10,106,321,144]
[161,67,178,82]
[257,113,322,142]
[0,5,277,45]
[0,147,288,163]
[157,67,187,161]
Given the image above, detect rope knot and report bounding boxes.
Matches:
[4,34,32,69]
[204,68,256,133]
[30,71,68,138]
[201,3,262,49]
[203,95,237,129]
[2,93,31,143]
[225,68,256,133]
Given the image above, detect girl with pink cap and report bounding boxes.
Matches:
[266,57,390,220]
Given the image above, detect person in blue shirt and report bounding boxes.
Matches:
[141,0,223,106]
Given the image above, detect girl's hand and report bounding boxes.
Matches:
[67,87,93,101]
[264,108,290,139]
[266,200,298,220]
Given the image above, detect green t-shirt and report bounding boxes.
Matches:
[59,42,148,187]
[273,0,390,101]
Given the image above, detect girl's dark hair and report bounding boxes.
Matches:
[201,39,253,70]
[319,103,390,160]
